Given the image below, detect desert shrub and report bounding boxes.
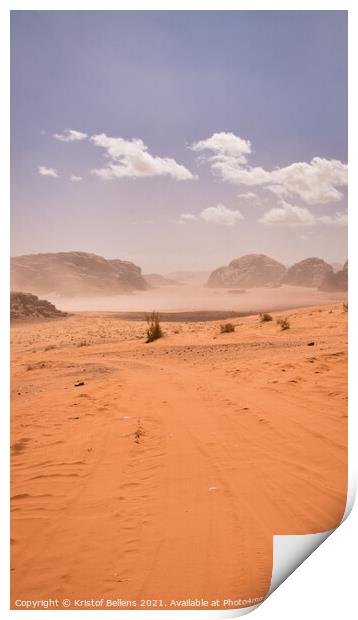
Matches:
[343,301,348,312]
[76,340,89,347]
[220,322,235,333]
[277,318,290,331]
[134,418,145,443]
[260,313,273,322]
[146,311,163,343]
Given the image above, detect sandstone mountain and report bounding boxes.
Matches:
[144,274,182,287]
[11,252,148,297]
[330,262,343,273]
[11,292,67,320]
[207,254,287,288]
[284,258,333,288]
[320,260,348,292]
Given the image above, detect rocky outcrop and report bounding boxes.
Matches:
[11,252,148,297]
[207,254,287,288]
[330,262,343,273]
[144,274,182,287]
[10,292,67,320]
[319,260,348,292]
[285,258,333,288]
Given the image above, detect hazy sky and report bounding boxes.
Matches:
[11,11,348,272]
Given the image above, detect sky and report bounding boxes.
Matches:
[11,10,348,272]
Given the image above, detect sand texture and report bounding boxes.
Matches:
[11,303,347,609]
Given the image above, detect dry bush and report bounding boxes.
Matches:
[277,317,290,331]
[260,313,273,322]
[134,418,145,443]
[146,311,163,343]
[343,301,348,312]
[220,323,235,333]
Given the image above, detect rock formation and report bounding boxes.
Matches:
[10,292,67,320]
[285,258,333,288]
[319,260,348,292]
[207,254,287,288]
[11,252,148,297]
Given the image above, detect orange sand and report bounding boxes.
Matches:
[11,303,347,610]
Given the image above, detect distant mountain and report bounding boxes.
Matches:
[166,271,210,284]
[330,262,343,273]
[320,260,348,292]
[207,254,286,288]
[285,258,333,288]
[11,252,148,297]
[144,273,183,287]
[11,292,67,320]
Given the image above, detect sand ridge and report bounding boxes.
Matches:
[11,303,347,609]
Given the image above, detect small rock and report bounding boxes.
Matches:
[307,342,315,346]
[74,381,85,387]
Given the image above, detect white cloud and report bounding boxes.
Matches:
[70,175,82,182]
[318,211,348,226]
[259,201,348,228]
[179,213,197,222]
[179,204,244,227]
[91,133,195,181]
[238,191,256,200]
[258,201,316,227]
[53,129,88,142]
[38,166,58,178]
[190,132,347,205]
[268,158,347,204]
[191,132,251,162]
[200,204,244,226]
[266,185,288,197]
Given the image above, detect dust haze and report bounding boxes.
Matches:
[48,282,346,314]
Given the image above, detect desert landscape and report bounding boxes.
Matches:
[11,10,348,613]
[10,290,348,609]
[10,251,348,315]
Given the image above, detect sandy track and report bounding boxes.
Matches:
[11,303,347,609]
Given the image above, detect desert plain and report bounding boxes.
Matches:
[11,298,348,610]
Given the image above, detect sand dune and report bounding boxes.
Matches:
[11,303,347,610]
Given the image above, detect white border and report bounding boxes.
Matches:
[1,3,356,619]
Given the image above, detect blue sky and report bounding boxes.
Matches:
[11,11,347,271]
